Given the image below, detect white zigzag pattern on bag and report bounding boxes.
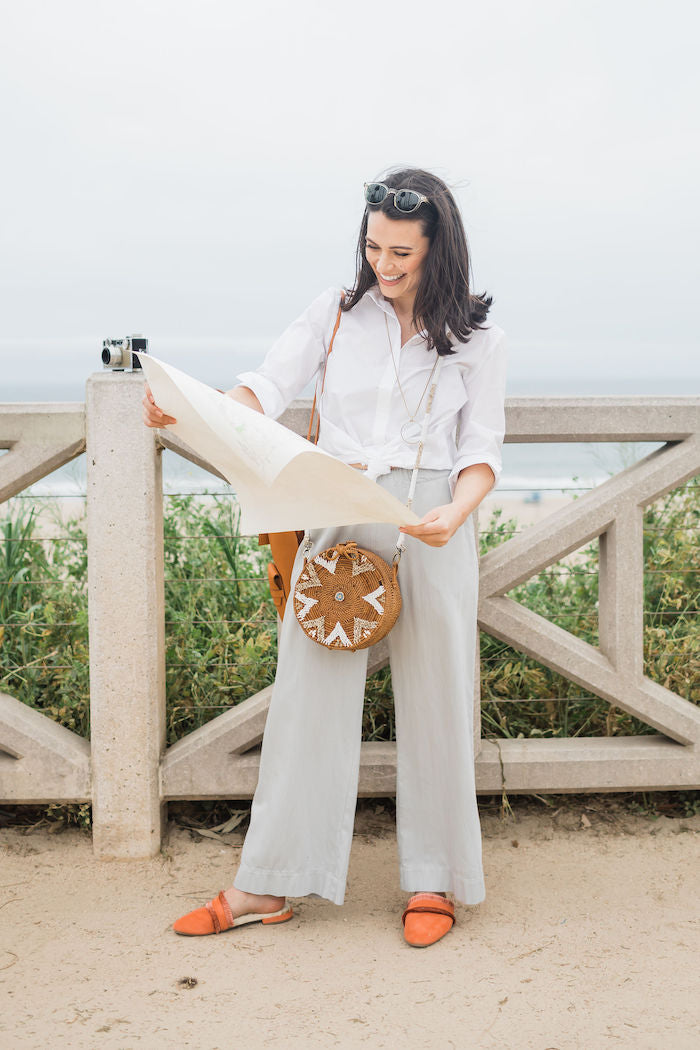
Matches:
[304,616,326,642]
[314,554,338,574]
[351,557,375,576]
[353,618,376,644]
[362,585,385,614]
[325,621,352,647]
[296,560,321,591]
[294,592,318,621]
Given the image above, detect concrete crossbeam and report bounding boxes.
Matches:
[0,691,91,802]
[473,736,700,793]
[157,431,227,482]
[0,403,85,503]
[478,595,700,746]
[480,436,700,597]
[161,736,700,801]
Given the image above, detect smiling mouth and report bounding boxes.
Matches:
[378,273,405,284]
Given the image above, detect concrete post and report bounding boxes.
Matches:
[598,501,644,678]
[86,372,165,858]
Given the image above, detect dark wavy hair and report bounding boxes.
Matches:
[343,167,492,355]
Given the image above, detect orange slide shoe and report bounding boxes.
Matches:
[401,892,455,947]
[173,891,294,936]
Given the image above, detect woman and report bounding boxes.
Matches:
[143,167,507,947]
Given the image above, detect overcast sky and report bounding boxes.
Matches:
[0,0,698,391]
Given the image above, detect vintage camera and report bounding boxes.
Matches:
[101,335,149,371]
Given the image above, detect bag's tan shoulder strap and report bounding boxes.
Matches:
[307,291,345,444]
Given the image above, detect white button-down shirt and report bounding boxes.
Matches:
[236,285,508,498]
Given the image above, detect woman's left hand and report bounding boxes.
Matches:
[399,504,467,548]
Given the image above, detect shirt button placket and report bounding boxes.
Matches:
[372,311,398,447]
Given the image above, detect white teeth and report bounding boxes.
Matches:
[380,273,403,282]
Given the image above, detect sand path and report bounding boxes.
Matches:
[1,801,698,1050]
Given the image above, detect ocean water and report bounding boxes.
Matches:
[1,338,695,496]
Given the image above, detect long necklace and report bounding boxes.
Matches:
[384,312,439,445]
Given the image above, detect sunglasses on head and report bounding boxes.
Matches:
[364,181,431,214]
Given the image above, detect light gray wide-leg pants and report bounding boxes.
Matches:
[233,468,485,907]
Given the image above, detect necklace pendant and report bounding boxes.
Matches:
[401,420,422,444]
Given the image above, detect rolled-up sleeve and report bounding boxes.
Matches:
[448,332,508,499]
[235,286,341,419]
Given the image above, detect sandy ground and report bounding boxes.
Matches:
[1,801,699,1050]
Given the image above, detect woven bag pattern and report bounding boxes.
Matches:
[293,541,402,650]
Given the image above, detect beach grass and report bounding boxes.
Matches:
[1,478,697,826]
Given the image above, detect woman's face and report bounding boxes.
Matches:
[365,210,430,307]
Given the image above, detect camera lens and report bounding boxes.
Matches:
[102,346,125,366]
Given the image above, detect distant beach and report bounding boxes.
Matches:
[3,487,576,543]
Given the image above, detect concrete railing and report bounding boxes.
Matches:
[1,372,699,858]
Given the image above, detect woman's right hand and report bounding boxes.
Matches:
[142,383,177,428]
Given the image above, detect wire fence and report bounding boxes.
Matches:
[2,637,696,671]
[0,611,697,630]
[2,563,699,585]
[2,477,697,736]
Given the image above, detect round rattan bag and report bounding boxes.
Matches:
[293,541,402,650]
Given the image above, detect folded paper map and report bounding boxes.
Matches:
[137,353,421,534]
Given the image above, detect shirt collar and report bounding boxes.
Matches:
[365,284,429,340]
[365,284,393,313]
[365,284,450,344]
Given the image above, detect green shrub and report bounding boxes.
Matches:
[1,478,697,762]
[475,476,699,741]
[0,503,90,736]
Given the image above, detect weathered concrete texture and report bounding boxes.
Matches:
[161,685,274,801]
[0,403,85,503]
[598,502,644,677]
[0,691,91,802]
[503,395,700,441]
[86,373,165,859]
[161,734,700,801]
[475,735,700,792]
